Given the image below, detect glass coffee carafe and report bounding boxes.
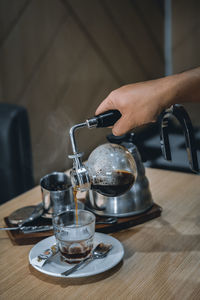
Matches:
[87,143,136,197]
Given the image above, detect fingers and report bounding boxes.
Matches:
[112,115,130,136]
[95,95,115,115]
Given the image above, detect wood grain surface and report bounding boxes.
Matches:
[0,168,200,299]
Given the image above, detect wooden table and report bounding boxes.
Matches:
[0,168,200,300]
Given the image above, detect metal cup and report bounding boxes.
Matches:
[40,172,74,215]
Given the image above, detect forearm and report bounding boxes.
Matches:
[162,67,200,107]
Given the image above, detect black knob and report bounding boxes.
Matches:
[95,110,121,128]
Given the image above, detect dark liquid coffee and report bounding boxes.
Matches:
[45,183,71,191]
[92,170,135,197]
[60,248,92,263]
[59,242,92,264]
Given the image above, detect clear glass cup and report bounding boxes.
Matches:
[53,210,95,264]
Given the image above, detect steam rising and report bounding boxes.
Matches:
[34,107,74,182]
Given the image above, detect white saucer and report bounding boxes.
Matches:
[29,232,124,278]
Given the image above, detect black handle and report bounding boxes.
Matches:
[159,104,199,173]
[95,110,121,128]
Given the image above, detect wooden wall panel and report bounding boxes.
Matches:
[0,0,29,44]
[66,0,143,83]
[135,0,164,49]
[0,0,67,102]
[103,0,164,79]
[172,0,200,126]
[172,0,200,72]
[132,0,164,65]
[0,0,164,183]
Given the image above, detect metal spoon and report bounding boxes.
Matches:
[61,242,112,276]
[0,218,117,233]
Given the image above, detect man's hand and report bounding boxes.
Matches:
[96,79,171,136]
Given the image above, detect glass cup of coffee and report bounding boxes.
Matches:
[53,210,95,264]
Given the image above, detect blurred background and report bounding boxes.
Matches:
[0,0,199,203]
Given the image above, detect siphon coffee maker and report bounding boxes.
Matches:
[68,107,199,217]
[68,110,152,217]
[68,110,136,196]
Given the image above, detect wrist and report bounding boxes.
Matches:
[153,76,177,111]
[157,71,190,109]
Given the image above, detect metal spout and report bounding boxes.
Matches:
[68,122,91,191]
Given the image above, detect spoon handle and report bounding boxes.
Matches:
[0,225,53,232]
[0,227,19,231]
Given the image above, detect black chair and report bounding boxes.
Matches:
[0,103,34,204]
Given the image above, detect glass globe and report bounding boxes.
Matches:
[87,143,137,197]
